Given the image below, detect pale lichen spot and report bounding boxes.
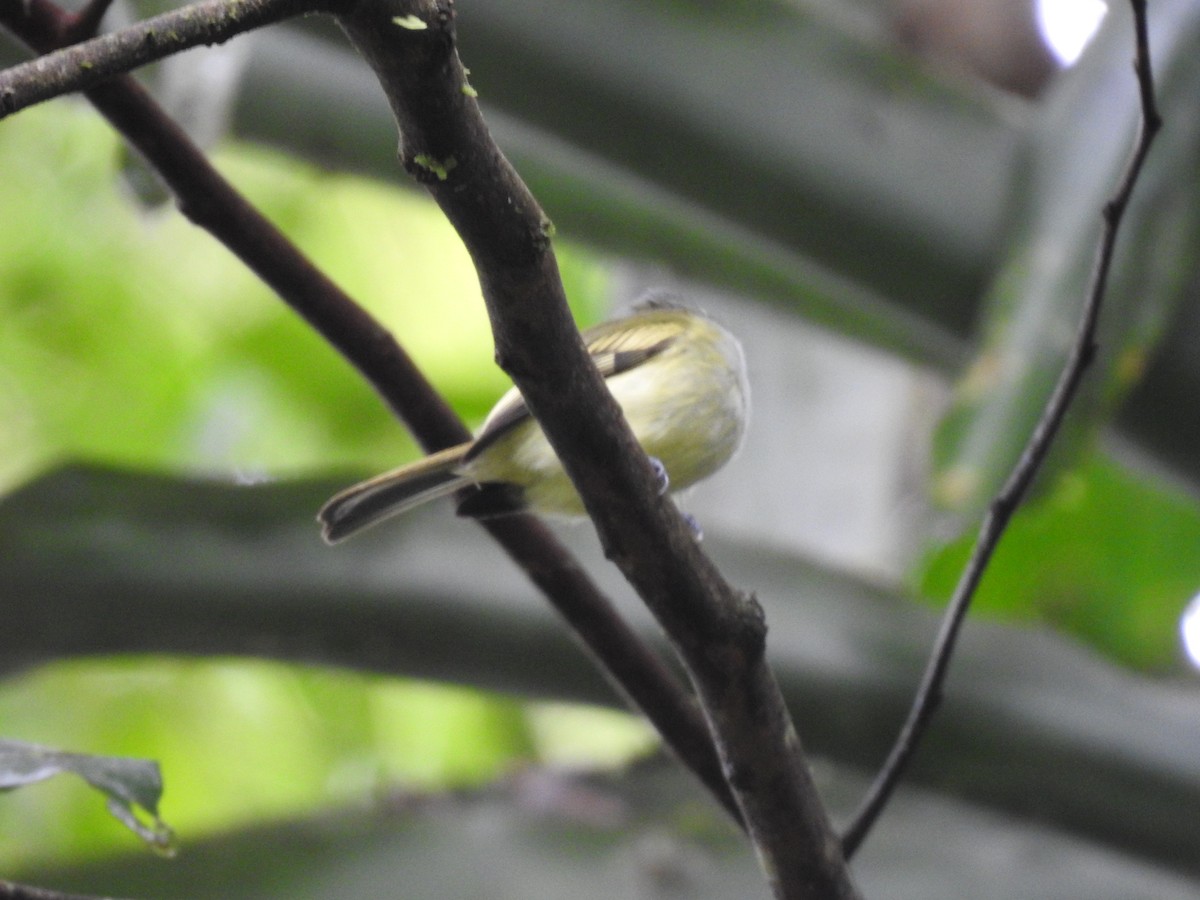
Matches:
[460,66,479,97]
[412,154,458,181]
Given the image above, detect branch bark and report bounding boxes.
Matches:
[335,2,857,896]
[0,0,333,117]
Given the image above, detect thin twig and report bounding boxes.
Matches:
[0,0,335,119]
[1,0,745,831]
[841,0,1162,857]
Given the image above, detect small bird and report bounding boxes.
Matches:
[318,302,749,543]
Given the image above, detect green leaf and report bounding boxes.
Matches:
[0,739,173,854]
[918,455,1200,670]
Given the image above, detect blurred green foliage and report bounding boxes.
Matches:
[0,102,641,872]
[0,102,609,490]
[0,661,511,868]
[919,456,1200,671]
[0,659,655,872]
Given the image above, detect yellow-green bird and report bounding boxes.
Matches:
[318,302,749,543]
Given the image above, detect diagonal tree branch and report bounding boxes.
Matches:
[1,0,744,832]
[0,0,333,117]
[841,0,1163,857]
[335,2,858,897]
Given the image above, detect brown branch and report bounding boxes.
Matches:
[1,0,744,833]
[335,3,858,897]
[841,0,1162,857]
[0,0,335,118]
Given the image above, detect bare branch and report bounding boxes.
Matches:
[0,0,334,119]
[1,0,744,834]
[841,0,1163,857]
[336,2,858,896]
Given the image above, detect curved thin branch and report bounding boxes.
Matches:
[0,0,335,119]
[841,0,1163,857]
[336,2,858,897]
[1,0,744,834]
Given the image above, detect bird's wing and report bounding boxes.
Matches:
[464,317,681,461]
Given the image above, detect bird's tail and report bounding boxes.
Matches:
[318,443,472,543]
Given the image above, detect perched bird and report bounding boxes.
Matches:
[318,302,749,543]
